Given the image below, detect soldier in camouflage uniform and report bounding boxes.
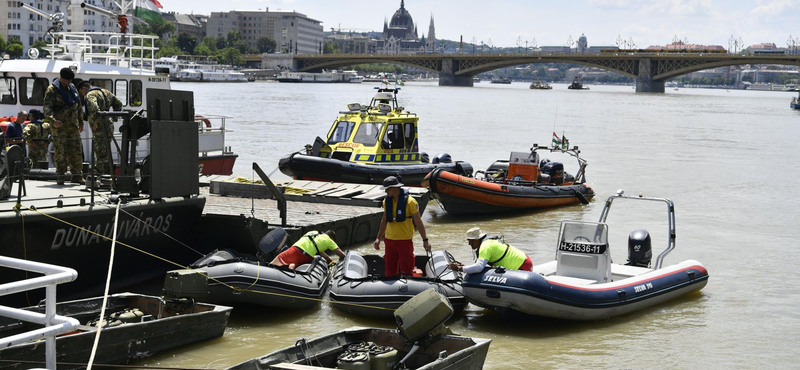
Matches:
[43,68,84,185]
[23,109,52,167]
[78,81,122,176]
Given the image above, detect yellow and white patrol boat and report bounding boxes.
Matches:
[279,88,471,185]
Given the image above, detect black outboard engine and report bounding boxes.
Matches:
[455,161,473,177]
[431,153,452,164]
[540,161,564,184]
[626,229,652,267]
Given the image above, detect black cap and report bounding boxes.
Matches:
[59,67,75,80]
[380,176,404,190]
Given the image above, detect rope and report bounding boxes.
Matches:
[87,200,121,370]
[13,204,33,306]
[16,205,395,312]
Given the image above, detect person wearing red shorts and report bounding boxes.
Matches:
[373,176,431,277]
[271,230,346,269]
[447,227,533,273]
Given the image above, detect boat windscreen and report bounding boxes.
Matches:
[559,221,608,245]
[353,122,384,146]
[328,120,356,144]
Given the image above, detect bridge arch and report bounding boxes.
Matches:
[297,58,440,74]
[653,58,800,80]
[454,57,637,79]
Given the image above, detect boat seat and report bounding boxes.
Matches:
[556,251,611,283]
[343,252,368,279]
[532,260,558,276]
[424,251,457,279]
[546,275,598,286]
[610,264,653,280]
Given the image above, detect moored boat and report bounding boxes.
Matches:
[164,229,331,309]
[228,289,490,370]
[491,76,512,84]
[791,92,800,109]
[329,251,465,318]
[424,142,594,215]
[0,293,232,370]
[278,88,471,186]
[461,190,709,320]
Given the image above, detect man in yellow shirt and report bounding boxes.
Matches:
[374,176,431,277]
[271,230,346,269]
[448,227,533,273]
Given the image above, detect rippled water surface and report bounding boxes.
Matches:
[137,81,800,369]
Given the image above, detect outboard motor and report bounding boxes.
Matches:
[455,161,473,176]
[540,161,564,184]
[626,229,652,267]
[431,152,452,164]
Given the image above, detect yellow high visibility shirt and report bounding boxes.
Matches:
[294,231,339,256]
[477,239,527,270]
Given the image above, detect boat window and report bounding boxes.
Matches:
[115,80,128,106]
[352,122,383,146]
[404,122,415,148]
[89,79,113,91]
[130,80,142,106]
[0,77,16,105]
[382,123,405,150]
[19,77,48,106]
[327,120,355,144]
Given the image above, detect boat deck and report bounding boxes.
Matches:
[1,180,121,215]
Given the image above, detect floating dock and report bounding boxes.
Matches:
[196,176,430,252]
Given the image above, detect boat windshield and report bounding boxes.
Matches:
[328,121,356,144]
[353,122,384,146]
[558,221,608,246]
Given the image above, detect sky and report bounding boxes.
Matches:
[161,0,800,49]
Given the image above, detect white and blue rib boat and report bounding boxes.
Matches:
[462,190,709,320]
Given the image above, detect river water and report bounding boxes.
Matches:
[137,81,800,369]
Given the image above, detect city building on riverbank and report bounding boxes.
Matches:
[207,8,323,54]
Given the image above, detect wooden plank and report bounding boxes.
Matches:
[262,362,330,370]
[322,188,365,198]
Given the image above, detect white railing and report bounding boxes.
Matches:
[0,256,80,370]
[47,32,160,72]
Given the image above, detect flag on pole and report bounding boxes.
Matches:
[135,0,164,24]
[396,78,405,86]
[561,133,569,150]
[382,78,390,87]
[552,132,562,147]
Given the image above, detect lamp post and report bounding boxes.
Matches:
[567,35,574,54]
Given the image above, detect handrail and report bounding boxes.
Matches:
[598,189,676,269]
[0,256,80,370]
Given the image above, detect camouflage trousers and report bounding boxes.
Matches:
[27,144,49,167]
[51,126,83,176]
[92,122,113,175]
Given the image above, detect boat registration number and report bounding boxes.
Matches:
[559,241,606,254]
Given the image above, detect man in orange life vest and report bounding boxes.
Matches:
[374,176,431,277]
[448,227,533,273]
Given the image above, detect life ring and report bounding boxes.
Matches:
[194,115,212,128]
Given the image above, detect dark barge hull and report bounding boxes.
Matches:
[0,194,207,307]
[425,168,594,215]
[279,153,469,186]
[0,293,232,370]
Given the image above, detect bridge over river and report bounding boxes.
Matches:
[286,53,800,92]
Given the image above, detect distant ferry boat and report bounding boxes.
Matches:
[277,70,363,83]
[176,68,247,82]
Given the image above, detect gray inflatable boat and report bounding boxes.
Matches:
[329,251,465,318]
[165,229,330,309]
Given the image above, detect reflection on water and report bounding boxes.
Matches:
[135,82,800,369]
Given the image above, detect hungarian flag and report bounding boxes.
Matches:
[561,134,569,149]
[136,0,164,24]
[552,132,562,147]
[381,78,390,86]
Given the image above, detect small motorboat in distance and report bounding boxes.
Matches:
[163,228,330,309]
[227,289,491,370]
[567,75,590,90]
[329,251,465,318]
[530,80,553,90]
[791,92,800,109]
[462,190,709,320]
[424,141,594,215]
[0,293,232,370]
[278,88,472,186]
